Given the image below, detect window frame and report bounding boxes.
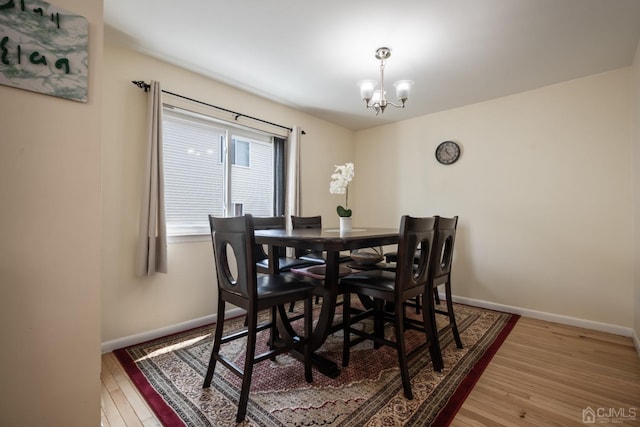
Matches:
[220,138,251,168]
[161,106,285,240]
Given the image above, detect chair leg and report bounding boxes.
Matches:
[203,300,226,388]
[304,295,313,383]
[445,278,463,349]
[433,285,441,305]
[342,292,351,367]
[268,306,277,357]
[373,298,384,350]
[422,288,444,372]
[394,299,413,400]
[288,295,320,312]
[236,309,258,423]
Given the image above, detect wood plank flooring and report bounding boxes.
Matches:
[101,317,640,426]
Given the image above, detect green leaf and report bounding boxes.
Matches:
[337,206,352,217]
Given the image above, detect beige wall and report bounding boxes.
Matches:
[101,43,354,343]
[354,68,634,328]
[0,1,103,425]
[633,42,640,345]
[102,44,638,346]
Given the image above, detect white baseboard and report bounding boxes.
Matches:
[633,329,640,357]
[448,294,633,338]
[101,307,245,354]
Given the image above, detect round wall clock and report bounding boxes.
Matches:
[435,141,461,165]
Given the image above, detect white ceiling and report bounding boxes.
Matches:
[104,0,640,131]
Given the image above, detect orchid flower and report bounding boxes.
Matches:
[329,162,354,217]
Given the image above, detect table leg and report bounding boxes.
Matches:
[274,250,342,378]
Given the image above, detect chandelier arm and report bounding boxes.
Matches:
[367,101,404,110]
[385,101,407,109]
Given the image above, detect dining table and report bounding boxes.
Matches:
[254,225,399,378]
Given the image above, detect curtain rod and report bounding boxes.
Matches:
[131,80,305,134]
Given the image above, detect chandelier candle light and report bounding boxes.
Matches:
[330,162,355,232]
[358,47,413,115]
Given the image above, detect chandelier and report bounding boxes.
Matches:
[357,47,413,115]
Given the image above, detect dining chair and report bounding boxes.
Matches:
[341,215,443,400]
[385,217,463,350]
[290,215,352,263]
[290,215,322,229]
[431,216,463,349]
[383,250,420,265]
[291,215,326,264]
[253,216,317,273]
[203,214,314,423]
[289,215,334,311]
[382,249,426,312]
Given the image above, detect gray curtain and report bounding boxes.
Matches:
[273,137,286,216]
[136,81,168,276]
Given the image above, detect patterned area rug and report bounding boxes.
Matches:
[115,303,518,426]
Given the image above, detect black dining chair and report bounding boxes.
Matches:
[291,215,352,263]
[385,216,463,352]
[290,215,326,264]
[290,215,322,230]
[253,216,318,273]
[431,216,463,349]
[203,214,314,423]
[341,215,443,400]
[289,215,329,311]
[382,249,426,312]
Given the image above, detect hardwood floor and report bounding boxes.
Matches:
[451,318,639,426]
[101,317,640,426]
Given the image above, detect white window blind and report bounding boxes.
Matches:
[163,108,278,236]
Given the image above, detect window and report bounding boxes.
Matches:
[220,138,250,167]
[162,107,284,236]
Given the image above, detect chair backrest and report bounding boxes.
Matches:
[431,216,458,281]
[252,216,286,261]
[209,214,257,301]
[291,215,322,229]
[291,215,322,258]
[253,216,286,230]
[395,215,438,294]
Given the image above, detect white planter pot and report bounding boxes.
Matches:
[339,217,352,233]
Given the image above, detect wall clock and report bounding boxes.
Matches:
[435,141,461,165]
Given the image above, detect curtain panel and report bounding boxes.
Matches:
[285,125,302,228]
[136,81,168,276]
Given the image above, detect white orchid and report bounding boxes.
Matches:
[329,162,354,217]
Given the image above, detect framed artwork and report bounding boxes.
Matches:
[0,0,88,102]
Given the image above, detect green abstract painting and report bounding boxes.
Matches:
[0,0,88,102]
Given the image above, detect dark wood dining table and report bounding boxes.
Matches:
[254,226,399,377]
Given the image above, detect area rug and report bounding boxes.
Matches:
[114,303,519,426]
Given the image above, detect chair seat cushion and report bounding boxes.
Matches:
[341,269,396,294]
[298,253,352,264]
[256,257,316,272]
[298,253,327,264]
[256,273,314,303]
[384,251,420,264]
